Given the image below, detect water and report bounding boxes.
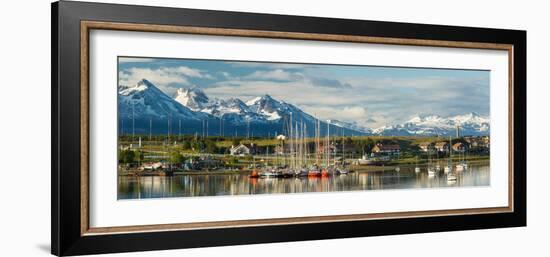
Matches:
[118,164,490,199]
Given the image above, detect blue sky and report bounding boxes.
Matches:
[118,57,490,128]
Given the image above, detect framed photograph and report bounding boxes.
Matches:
[52,1,526,256]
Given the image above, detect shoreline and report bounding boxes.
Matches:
[118,159,490,176]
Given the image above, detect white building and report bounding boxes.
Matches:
[230,144,251,156]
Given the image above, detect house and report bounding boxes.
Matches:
[452,142,468,152]
[371,143,400,155]
[229,143,257,156]
[434,142,450,153]
[418,142,434,152]
[230,144,250,156]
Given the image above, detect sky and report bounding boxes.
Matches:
[118,56,490,128]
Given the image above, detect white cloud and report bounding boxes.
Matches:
[205,73,489,128]
[244,69,304,81]
[118,57,156,63]
[119,65,214,95]
[302,106,369,125]
[119,59,489,128]
[227,62,310,69]
[167,66,213,79]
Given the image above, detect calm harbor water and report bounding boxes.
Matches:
[118,163,490,199]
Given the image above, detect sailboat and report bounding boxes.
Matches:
[427,149,436,176]
[250,156,260,178]
[337,128,349,175]
[414,156,421,173]
[445,136,459,181]
[308,116,322,177]
[321,120,333,177]
[443,136,453,173]
[447,171,457,181]
[294,120,309,177]
[455,145,468,171]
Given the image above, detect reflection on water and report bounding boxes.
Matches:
[118,165,490,199]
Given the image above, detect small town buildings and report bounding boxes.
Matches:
[371,143,401,155]
[418,142,434,152]
[464,136,490,152]
[434,141,450,153]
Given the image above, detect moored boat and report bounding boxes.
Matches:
[249,169,260,178]
[337,167,349,175]
[427,167,436,176]
[447,172,457,181]
[308,169,321,177]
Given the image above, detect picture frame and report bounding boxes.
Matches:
[51,1,526,256]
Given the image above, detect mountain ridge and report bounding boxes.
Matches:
[119,79,490,136]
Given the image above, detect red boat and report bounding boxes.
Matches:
[249,169,259,178]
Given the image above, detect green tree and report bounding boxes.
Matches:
[192,140,205,152]
[169,151,185,164]
[182,140,191,150]
[205,140,219,153]
[119,150,135,164]
[135,150,144,164]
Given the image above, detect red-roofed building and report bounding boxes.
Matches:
[372,143,401,155]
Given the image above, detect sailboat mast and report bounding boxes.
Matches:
[294,122,300,168]
[326,120,330,167]
[289,112,293,169]
[449,135,452,165]
[316,117,320,166]
[304,123,307,167]
[342,128,345,167]
[132,100,135,142]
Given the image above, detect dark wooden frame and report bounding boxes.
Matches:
[52,1,526,256]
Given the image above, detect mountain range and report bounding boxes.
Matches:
[118,79,490,137]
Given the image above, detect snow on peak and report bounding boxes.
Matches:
[373,112,490,136]
[174,86,210,111]
[117,79,203,121]
[246,96,261,106]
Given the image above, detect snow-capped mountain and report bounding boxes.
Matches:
[372,113,490,136]
[118,79,489,137]
[118,79,205,120]
[118,79,211,134]
[246,94,317,123]
[174,89,319,127]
